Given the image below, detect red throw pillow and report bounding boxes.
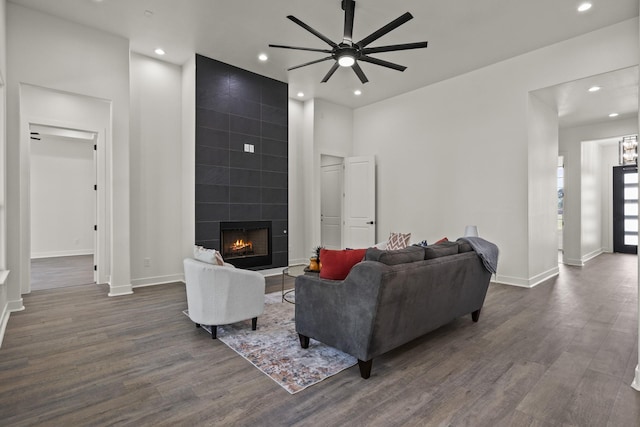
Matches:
[435,237,449,244]
[319,248,367,280]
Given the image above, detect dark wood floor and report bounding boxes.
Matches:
[1,254,639,426]
[30,255,95,291]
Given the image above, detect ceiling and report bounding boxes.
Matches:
[533,66,639,128]
[8,0,640,123]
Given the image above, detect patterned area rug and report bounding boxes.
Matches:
[183,293,356,394]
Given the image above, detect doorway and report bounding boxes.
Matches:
[19,84,111,296]
[613,164,638,254]
[321,155,344,249]
[557,155,565,254]
[29,124,97,290]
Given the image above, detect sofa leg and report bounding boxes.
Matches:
[472,309,481,322]
[195,323,201,328]
[299,334,310,349]
[211,326,217,339]
[252,317,258,331]
[358,359,373,379]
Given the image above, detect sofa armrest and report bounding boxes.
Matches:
[294,261,386,360]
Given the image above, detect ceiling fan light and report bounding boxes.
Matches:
[338,55,355,67]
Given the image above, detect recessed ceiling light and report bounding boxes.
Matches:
[577,3,592,12]
[588,86,601,92]
[154,48,165,56]
[297,92,304,98]
[354,89,362,96]
[258,53,268,62]
[609,113,619,118]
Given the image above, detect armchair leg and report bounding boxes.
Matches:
[358,359,373,379]
[472,309,481,322]
[211,326,217,339]
[251,317,258,331]
[298,334,310,349]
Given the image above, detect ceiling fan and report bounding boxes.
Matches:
[268,0,428,84]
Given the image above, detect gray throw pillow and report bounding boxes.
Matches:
[424,241,459,259]
[365,246,425,265]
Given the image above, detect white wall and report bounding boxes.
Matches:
[314,99,354,156]
[559,117,638,264]
[353,18,639,287]
[30,137,94,258]
[581,140,603,261]
[181,56,196,263]
[528,93,560,284]
[308,99,353,253]
[599,141,619,254]
[0,0,8,345]
[130,53,183,287]
[7,4,131,299]
[288,98,306,265]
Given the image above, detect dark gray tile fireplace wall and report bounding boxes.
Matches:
[195,54,288,269]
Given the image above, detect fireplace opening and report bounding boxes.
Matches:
[220,221,272,269]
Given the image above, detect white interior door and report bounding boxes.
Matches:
[92,134,98,283]
[344,156,375,248]
[321,163,343,249]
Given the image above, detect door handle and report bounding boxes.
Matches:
[366,221,375,225]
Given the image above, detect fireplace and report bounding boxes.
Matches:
[220,221,272,269]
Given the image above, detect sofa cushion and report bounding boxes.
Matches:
[320,248,367,280]
[458,240,473,253]
[387,232,411,250]
[424,241,459,259]
[365,246,425,265]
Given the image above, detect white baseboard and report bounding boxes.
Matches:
[494,266,559,288]
[131,274,184,288]
[1,296,25,347]
[31,250,94,259]
[582,249,603,264]
[562,249,603,267]
[108,283,133,297]
[0,303,9,349]
[289,258,307,267]
[528,266,560,287]
[8,298,24,312]
[493,275,536,288]
[563,257,584,267]
[258,267,287,277]
[632,365,640,392]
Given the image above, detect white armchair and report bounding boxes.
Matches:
[183,258,266,339]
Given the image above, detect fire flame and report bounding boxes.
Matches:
[231,239,252,250]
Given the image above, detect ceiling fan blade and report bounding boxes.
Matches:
[362,41,428,54]
[356,12,413,48]
[359,55,407,72]
[352,62,369,84]
[269,44,333,53]
[287,15,338,48]
[342,0,355,43]
[287,56,333,71]
[321,62,340,83]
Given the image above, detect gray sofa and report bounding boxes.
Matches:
[294,241,493,379]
